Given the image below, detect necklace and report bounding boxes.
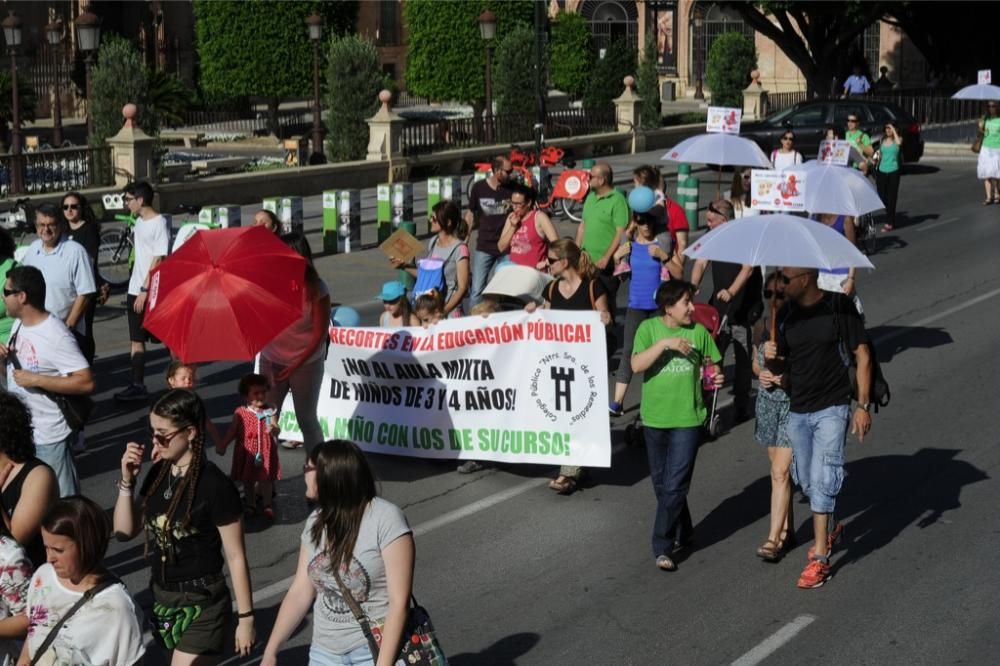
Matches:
[163,462,190,500]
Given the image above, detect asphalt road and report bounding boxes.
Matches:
[82,157,1000,665]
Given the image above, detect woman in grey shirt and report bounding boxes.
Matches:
[392,200,470,317]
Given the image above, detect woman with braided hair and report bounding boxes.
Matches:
[113,389,255,663]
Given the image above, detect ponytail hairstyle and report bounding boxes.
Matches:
[140,389,207,574]
[549,237,596,279]
[309,440,378,571]
[632,165,663,192]
[432,200,468,241]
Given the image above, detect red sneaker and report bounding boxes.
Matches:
[807,521,844,560]
[262,507,275,521]
[797,558,831,589]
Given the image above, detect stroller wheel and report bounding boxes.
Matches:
[707,415,722,438]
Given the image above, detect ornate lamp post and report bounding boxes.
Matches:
[74,9,101,142]
[45,18,64,147]
[693,15,705,101]
[478,9,497,144]
[305,12,325,161]
[2,11,23,192]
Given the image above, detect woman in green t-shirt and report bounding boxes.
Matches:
[976,101,1000,205]
[631,281,722,571]
[874,122,903,231]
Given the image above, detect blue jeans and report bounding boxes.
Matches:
[470,249,504,306]
[787,404,850,514]
[644,426,700,557]
[309,642,374,666]
[35,433,80,497]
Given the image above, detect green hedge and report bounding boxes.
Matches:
[706,32,757,108]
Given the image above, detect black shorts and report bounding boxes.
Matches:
[151,578,231,656]
[126,294,151,343]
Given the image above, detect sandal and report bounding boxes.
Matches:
[548,475,578,495]
[983,199,994,206]
[655,555,677,572]
[881,223,893,232]
[756,539,783,562]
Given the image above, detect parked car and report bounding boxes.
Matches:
[741,99,924,164]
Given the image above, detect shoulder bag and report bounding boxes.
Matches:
[333,570,447,666]
[830,295,890,412]
[6,326,95,431]
[30,578,120,665]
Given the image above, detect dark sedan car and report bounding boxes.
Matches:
[741,99,924,164]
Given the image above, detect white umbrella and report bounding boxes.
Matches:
[683,213,874,270]
[794,161,884,217]
[951,84,1000,100]
[662,133,771,197]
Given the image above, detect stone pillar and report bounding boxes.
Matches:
[743,69,769,121]
[613,76,644,153]
[366,90,405,162]
[105,104,156,187]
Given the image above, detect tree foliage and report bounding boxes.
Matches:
[583,39,636,113]
[89,35,158,146]
[706,32,756,108]
[148,69,195,129]
[494,24,541,117]
[549,12,592,100]
[324,35,383,162]
[0,70,37,127]
[403,0,533,104]
[193,0,357,133]
[637,33,660,129]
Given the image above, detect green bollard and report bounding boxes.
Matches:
[684,176,700,230]
[676,163,691,201]
[581,158,595,170]
[397,221,417,289]
[376,184,392,244]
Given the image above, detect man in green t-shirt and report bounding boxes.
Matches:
[576,162,628,299]
[631,280,722,572]
[845,114,874,174]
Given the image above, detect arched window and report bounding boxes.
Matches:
[689,3,754,81]
[581,0,638,54]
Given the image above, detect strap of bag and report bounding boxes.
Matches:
[588,279,597,310]
[6,324,20,370]
[546,280,556,303]
[31,578,120,665]
[333,570,382,659]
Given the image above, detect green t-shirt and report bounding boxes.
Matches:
[0,258,15,344]
[877,141,900,173]
[983,116,1000,150]
[633,317,722,429]
[845,129,871,149]
[581,189,629,262]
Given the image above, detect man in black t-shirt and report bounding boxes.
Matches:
[691,199,762,421]
[466,155,514,306]
[764,267,872,590]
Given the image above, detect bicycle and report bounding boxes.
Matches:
[171,204,219,252]
[0,198,35,260]
[855,211,878,255]
[97,210,137,288]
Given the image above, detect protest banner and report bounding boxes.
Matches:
[706,107,742,134]
[275,310,612,467]
[750,169,806,212]
[817,140,852,166]
[978,69,992,85]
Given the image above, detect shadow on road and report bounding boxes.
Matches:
[833,448,987,574]
[689,474,772,553]
[869,324,954,363]
[902,164,941,176]
[448,632,541,665]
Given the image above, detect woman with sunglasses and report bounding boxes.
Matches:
[873,122,903,231]
[61,192,102,364]
[844,115,874,175]
[770,132,803,171]
[114,389,255,664]
[392,200,470,318]
[976,101,1000,205]
[262,440,415,666]
[750,273,794,562]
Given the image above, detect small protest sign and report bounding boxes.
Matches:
[751,169,806,212]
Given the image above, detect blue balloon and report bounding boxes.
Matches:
[331,306,362,327]
[628,185,657,213]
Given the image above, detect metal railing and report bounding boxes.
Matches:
[0,145,114,198]
[176,107,312,135]
[395,91,430,108]
[401,108,617,156]
[766,90,810,114]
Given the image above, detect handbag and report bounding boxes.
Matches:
[30,578,119,665]
[972,135,982,154]
[6,327,95,431]
[333,570,448,666]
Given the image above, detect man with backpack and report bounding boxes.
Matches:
[763,267,872,590]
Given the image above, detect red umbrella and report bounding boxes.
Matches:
[144,225,307,363]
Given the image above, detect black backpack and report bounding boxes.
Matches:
[830,294,890,412]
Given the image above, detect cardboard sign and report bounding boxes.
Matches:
[379,227,424,264]
[706,106,742,134]
[818,140,852,166]
[978,69,992,85]
[750,169,806,212]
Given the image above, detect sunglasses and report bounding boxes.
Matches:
[151,429,185,447]
[547,255,562,263]
[763,290,785,299]
[62,203,80,211]
[780,272,810,284]
[3,288,21,297]
[847,118,859,123]
[781,136,794,141]
[707,205,724,216]
[123,196,136,202]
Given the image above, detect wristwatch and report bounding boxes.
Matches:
[857,402,870,412]
[139,286,148,293]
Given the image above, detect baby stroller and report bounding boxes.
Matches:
[622,302,726,446]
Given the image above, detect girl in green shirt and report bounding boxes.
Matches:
[875,122,903,231]
[977,101,1000,205]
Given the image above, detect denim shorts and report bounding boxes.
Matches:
[787,404,850,514]
[309,642,374,666]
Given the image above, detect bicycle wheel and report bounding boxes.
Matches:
[560,196,584,222]
[97,225,132,288]
[861,214,877,255]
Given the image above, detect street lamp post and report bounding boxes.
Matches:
[693,16,705,101]
[74,10,101,142]
[305,12,325,162]
[45,18,64,147]
[2,11,23,193]
[478,9,497,144]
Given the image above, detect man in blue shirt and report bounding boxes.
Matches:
[842,65,871,97]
